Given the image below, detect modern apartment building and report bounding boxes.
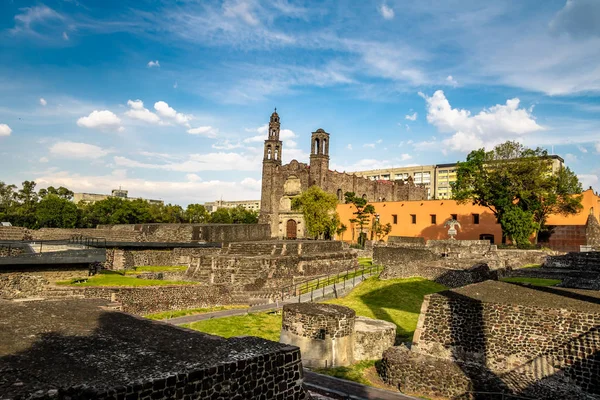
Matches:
[204,199,261,213]
[351,156,564,200]
[72,189,164,205]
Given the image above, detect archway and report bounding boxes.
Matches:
[479,234,494,244]
[337,189,343,201]
[286,219,297,239]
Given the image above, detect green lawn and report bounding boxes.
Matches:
[123,265,188,275]
[358,257,373,266]
[500,277,561,287]
[56,270,198,287]
[326,276,447,342]
[313,360,376,386]
[184,311,283,341]
[145,305,248,320]
[297,264,383,295]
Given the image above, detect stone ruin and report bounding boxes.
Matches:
[378,281,600,399]
[0,298,310,400]
[374,239,549,288]
[280,303,396,368]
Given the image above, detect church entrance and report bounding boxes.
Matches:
[286,219,297,239]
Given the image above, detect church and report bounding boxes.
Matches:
[259,110,427,239]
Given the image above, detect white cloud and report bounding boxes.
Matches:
[578,145,588,153]
[400,153,412,161]
[212,140,242,150]
[125,99,162,124]
[595,142,600,153]
[223,0,260,25]
[77,110,123,131]
[173,82,178,89]
[154,101,192,127]
[187,126,218,138]
[33,169,262,206]
[564,153,578,164]
[39,98,47,106]
[420,90,544,152]
[0,124,12,137]
[243,124,296,142]
[378,4,395,20]
[147,60,160,68]
[376,139,383,144]
[332,157,417,172]
[114,151,260,172]
[405,112,417,121]
[363,143,375,149]
[578,174,599,191]
[62,31,69,40]
[446,75,458,87]
[347,144,353,150]
[49,141,111,159]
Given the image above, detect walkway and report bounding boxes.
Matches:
[304,370,418,400]
[164,270,378,325]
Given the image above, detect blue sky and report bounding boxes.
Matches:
[0,0,599,205]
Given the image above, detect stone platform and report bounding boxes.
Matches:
[0,299,308,400]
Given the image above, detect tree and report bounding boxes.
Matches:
[230,205,259,224]
[375,222,393,241]
[210,208,233,224]
[500,206,538,248]
[291,186,339,239]
[0,182,17,222]
[344,192,375,246]
[336,223,347,241]
[35,195,78,228]
[185,204,210,223]
[452,141,583,246]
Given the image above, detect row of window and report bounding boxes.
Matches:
[391,213,480,225]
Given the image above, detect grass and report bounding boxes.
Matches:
[184,311,283,341]
[500,277,561,287]
[358,257,373,266]
[325,276,447,342]
[123,265,188,275]
[296,264,383,295]
[56,270,198,287]
[145,305,248,320]
[313,360,376,386]
[517,263,542,269]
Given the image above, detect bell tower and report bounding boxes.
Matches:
[259,109,283,227]
[309,128,330,188]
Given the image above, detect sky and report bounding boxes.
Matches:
[0,0,599,206]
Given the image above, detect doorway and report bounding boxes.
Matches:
[286,219,297,239]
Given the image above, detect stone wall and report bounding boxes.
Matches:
[387,236,426,245]
[0,226,29,241]
[51,284,235,314]
[353,316,396,361]
[545,251,600,270]
[0,267,92,299]
[104,247,221,270]
[587,214,600,249]
[0,243,26,257]
[403,281,600,398]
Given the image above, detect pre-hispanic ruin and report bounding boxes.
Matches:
[259,110,427,239]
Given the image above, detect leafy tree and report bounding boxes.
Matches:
[375,222,393,241]
[39,186,74,200]
[185,204,210,223]
[291,186,339,239]
[0,181,17,221]
[162,204,185,223]
[230,205,259,224]
[336,223,347,241]
[210,208,233,224]
[35,195,78,228]
[344,192,375,246]
[452,141,583,246]
[500,206,538,248]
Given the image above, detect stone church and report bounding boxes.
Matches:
[259,110,427,239]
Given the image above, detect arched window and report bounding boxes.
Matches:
[337,189,343,201]
[322,138,327,155]
[267,146,272,160]
[274,147,279,160]
[362,194,367,200]
[314,138,320,155]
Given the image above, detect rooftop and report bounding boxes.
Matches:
[442,280,600,313]
[0,299,293,398]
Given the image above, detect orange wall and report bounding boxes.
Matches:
[337,189,600,243]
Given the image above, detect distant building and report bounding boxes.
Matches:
[204,200,261,213]
[72,189,164,206]
[351,156,565,200]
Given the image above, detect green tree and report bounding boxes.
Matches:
[0,182,17,222]
[230,205,259,224]
[185,204,210,223]
[13,181,39,228]
[500,206,538,248]
[35,195,78,228]
[452,141,583,246]
[210,208,233,224]
[336,223,347,241]
[344,192,375,246]
[39,186,74,200]
[291,186,339,239]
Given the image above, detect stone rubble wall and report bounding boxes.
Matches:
[586,214,600,249]
[103,248,221,270]
[545,251,600,270]
[353,316,396,361]
[0,244,26,257]
[0,267,89,299]
[410,292,600,397]
[0,226,30,241]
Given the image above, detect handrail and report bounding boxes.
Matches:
[279,262,383,301]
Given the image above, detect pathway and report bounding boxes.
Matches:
[164,270,378,325]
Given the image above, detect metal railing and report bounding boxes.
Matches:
[68,235,107,248]
[279,263,383,302]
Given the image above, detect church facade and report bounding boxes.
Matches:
[259,110,427,239]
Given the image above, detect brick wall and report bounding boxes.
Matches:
[542,225,587,252]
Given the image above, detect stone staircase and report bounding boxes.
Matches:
[185,256,213,283]
[225,242,282,257]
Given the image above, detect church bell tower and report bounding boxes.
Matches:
[259,109,283,226]
[309,128,330,188]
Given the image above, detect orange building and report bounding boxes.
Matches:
[337,188,600,251]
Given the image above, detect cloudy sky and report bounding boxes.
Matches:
[1,0,599,205]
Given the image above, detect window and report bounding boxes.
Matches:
[392,214,398,224]
[411,214,416,224]
[451,214,457,220]
[473,214,480,224]
[430,214,436,224]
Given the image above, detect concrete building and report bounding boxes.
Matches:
[351,156,565,200]
[204,199,260,213]
[259,110,427,239]
[72,189,164,206]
